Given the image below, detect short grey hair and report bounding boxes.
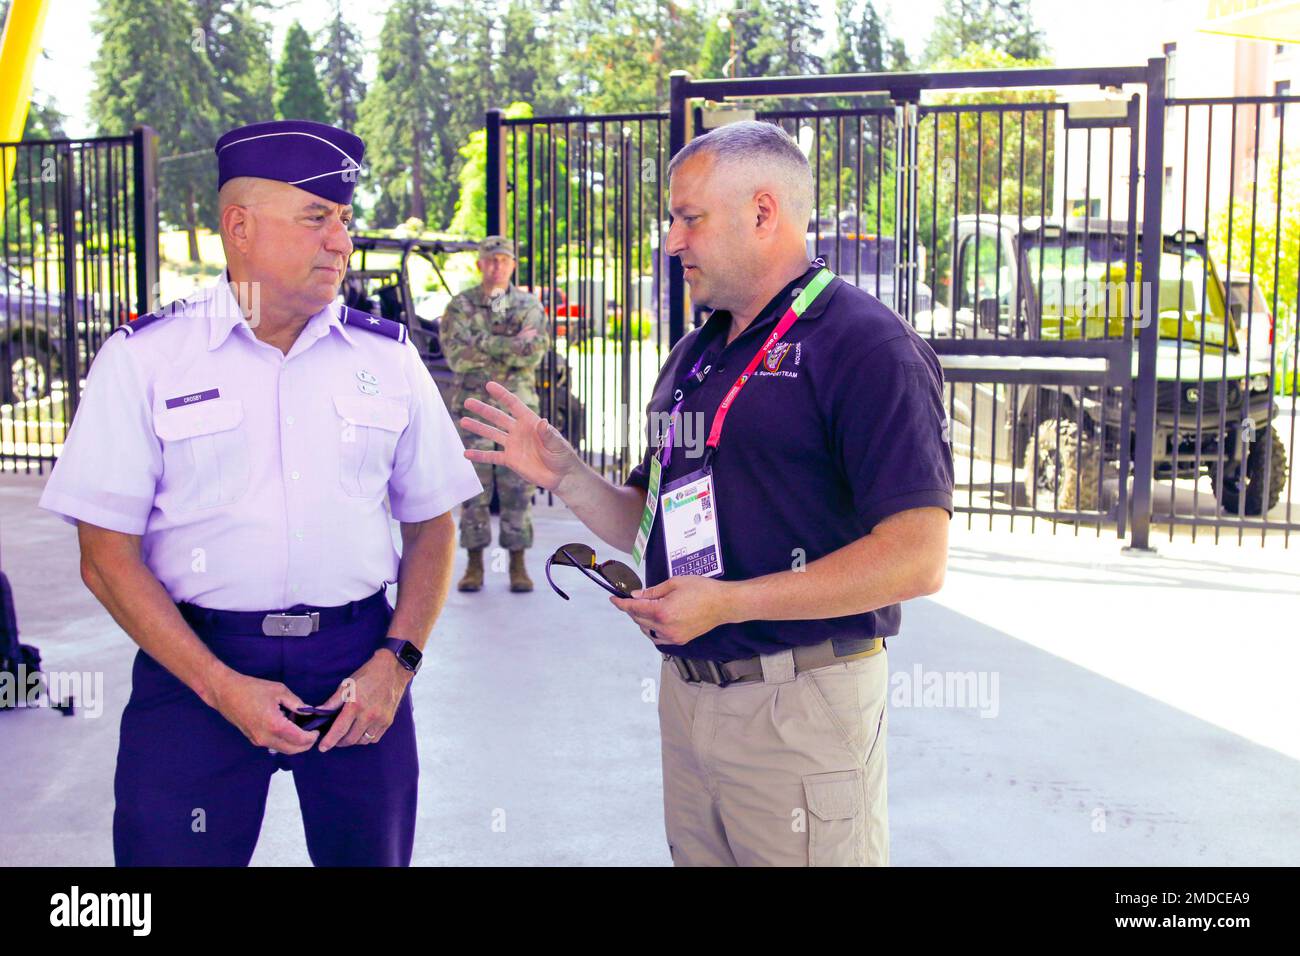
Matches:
[667,120,814,229]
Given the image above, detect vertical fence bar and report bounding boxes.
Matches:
[1129,57,1166,551]
[485,109,505,238]
[668,71,689,346]
[56,143,79,419]
[131,125,158,316]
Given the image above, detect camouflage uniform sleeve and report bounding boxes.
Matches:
[472,297,550,368]
[501,298,550,371]
[439,294,480,374]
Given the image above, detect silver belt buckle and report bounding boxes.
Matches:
[261,612,320,637]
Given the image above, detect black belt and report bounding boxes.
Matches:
[178,589,389,637]
[665,636,885,688]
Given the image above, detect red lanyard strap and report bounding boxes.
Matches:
[704,267,835,452]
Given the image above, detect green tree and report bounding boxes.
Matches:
[923,0,1047,66]
[696,1,823,82]
[91,0,223,262]
[315,1,367,130]
[193,0,274,129]
[562,0,703,111]
[275,21,329,123]
[497,1,569,112]
[450,100,534,238]
[828,0,906,74]
[916,46,1056,304]
[1211,146,1300,374]
[357,0,443,227]
[21,96,67,140]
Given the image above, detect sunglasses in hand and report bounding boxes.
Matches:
[545,543,642,600]
[280,705,341,735]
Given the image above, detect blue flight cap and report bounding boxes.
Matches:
[215,119,364,205]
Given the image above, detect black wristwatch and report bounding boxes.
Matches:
[381,638,423,675]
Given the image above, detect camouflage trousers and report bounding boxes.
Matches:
[449,373,538,552]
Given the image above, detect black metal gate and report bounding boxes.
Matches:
[492,61,1300,549]
[1157,93,1300,545]
[485,110,672,483]
[0,127,158,474]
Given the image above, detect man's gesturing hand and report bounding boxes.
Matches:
[460,380,580,492]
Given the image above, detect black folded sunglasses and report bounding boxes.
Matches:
[280,705,341,734]
[545,542,642,600]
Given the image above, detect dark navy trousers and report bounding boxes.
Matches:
[113,591,418,866]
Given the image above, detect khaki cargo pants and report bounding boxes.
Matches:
[658,647,889,866]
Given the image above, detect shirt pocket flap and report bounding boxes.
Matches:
[333,394,409,432]
[154,398,244,441]
[803,769,864,822]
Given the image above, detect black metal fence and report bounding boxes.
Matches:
[1159,94,1300,545]
[486,61,1298,548]
[486,110,673,482]
[0,127,158,474]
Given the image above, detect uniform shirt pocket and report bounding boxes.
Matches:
[334,394,410,498]
[152,398,250,512]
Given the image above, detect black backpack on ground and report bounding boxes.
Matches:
[0,569,44,711]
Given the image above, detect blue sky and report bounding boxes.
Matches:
[32,0,1181,138]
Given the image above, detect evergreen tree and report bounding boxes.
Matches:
[357,0,443,227]
[192,0,274,129]
[275,21,329,123]
[21,96,67,140]
[923,0,1047,66]
[695,1,823,83]
[563,0,704,111]
[315,1,367,130]
[829,0,890,74]
[91,0,223,262]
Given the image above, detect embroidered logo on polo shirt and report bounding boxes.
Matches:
[756,340,800,378]
[763,342,792,372]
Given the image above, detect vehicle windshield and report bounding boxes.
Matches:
[1022,232,1236,349]
[807,235,895,277]
[1228,278,1270,315]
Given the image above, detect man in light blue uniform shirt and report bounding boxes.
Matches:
[39,119,482,866]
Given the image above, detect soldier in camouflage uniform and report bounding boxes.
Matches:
[442,236,549,593]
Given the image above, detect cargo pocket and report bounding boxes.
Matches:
[152,398,250,512]
[334,394,409,498]
[803,768,865,867]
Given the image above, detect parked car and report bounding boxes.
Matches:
[1,263,122,404]
[1226,273,1278,363]
[947,215,1287,516]
[805,231,935,320]
[521,285,585,339]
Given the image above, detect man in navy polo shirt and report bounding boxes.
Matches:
[459,120,953,866]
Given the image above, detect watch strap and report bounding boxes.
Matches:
[381,638,422,674]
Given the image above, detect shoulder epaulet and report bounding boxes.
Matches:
[341,306,409,344]
[111,298,189,338]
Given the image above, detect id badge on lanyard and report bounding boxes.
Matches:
[631,266,835,577]
[660,466,723,577]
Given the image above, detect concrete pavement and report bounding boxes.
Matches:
[1,472,1298,865]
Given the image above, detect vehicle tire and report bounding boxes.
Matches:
[1211,425,1288,516]
[5,338,54,404]
[1021,418,1102,512]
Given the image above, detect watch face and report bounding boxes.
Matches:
[398,643,422,673]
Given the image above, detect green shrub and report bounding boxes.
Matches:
[606,309,652,341]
